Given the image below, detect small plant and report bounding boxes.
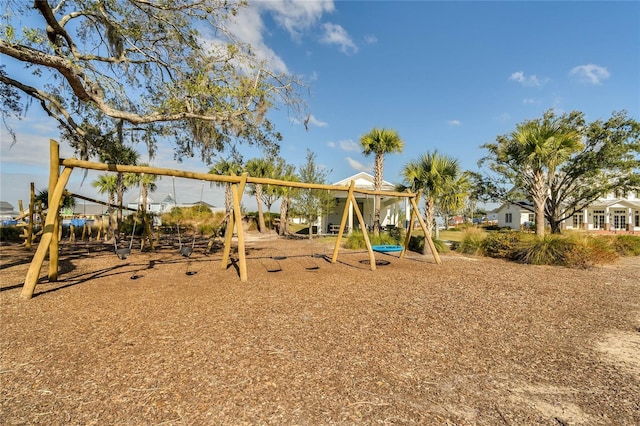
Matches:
[481,230,522,259]
[514,234,574,266]
[455,227,487,255]
[0,226,23,243]
[344,229,409,250]
[613,235,640,256]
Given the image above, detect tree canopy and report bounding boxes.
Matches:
[1,0,305,162]
[359,128,404,235]
[480,109,640,234]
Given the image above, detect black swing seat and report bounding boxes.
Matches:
[180,246,194,257]
[115,247,131,260]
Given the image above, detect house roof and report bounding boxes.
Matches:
[72,204,107,216]
[332,172,396,191]
[0,201,17,211]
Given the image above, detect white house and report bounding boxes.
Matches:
[320,172,405,234]
[494,191,640,232]
[0,201,19,221]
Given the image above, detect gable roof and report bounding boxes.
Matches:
[0,201,17,211]
[333,172,396,191]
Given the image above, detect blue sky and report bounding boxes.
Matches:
[1,0,639,210]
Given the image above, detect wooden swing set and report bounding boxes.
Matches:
[19,140,441,300]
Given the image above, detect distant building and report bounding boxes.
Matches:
[0,201,19,221]
[494,191,640,232]
[322,172,405,234]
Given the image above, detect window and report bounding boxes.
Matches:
[505,213,512,223]
[573,214,584,228]
[635,210,639,227]
[528,213,534,222]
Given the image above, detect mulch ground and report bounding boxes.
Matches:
[1,233,639,425]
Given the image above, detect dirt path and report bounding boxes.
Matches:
[1,237,639,424]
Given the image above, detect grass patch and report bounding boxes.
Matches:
[613,235,640,256]
[344,230,404,250]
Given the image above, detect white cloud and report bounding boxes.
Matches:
[308,114,328,127]
[346,157,370,173]
[338,139,360,152]
[219,6,289,74]
[363,34,378,45]
[447,120,461,126]
[320,22,358,54]
[522,98,538,104]
[327,141,336,148]
[255,0,336,41]
[569,64,610,85]
[509,71,547,87]
[291,113,327,128]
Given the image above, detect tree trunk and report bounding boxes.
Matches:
[108,193,116,240]
[224,184,233,215]
[278,196,289,236]
[255,183,266,233]
[549,220,563,234]
[422,197,435,255]
[116,172,125,234]
[373,154,383,237]
[531,171,547,237]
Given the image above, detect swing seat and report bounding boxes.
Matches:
[115,247,131,260]
[371,244,403,253]
[180,246,194,257]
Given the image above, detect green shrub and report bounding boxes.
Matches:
[512,234,619,268]
[581,235,619,264]
[0,226,24,243]
[344,229,411,250]
[514,234,575,266]
[455,227,487,255]
[406,234,449,254]
[613,235,640,256]
[481,230,522,259]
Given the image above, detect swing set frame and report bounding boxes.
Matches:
[19,140,440,300]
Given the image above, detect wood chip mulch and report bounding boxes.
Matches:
[1,234,639,425]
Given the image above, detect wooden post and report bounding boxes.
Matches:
[349,191,376,271]
[331,181,355,264]
[220,174,248,280]
[21,166,74,300]
[409,195,441,264]
[399,191,419,259]
[220,207,235,269]
[233,174,248,281]
[49,140,60,281]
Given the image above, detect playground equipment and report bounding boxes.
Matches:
[19,140,440,300]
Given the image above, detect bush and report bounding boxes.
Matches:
[514,234,576,266]
[407,235,449,254]
[455,227,487,255]
[0,226,24,243]
[344,229,408,250]
[613,235,640,256]
[510,233,619,268]
[481,230,522,259]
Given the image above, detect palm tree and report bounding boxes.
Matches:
[245,157,273,233]
[35,189,76,211]
[502,118,582,237]
[278,164,299,236]
[100,142,139,230]
[435,173,471,235]
[400,150,463,244]
[359,128,404,235]
[209,158,242,215]
[125,166,159,250]
[92,173,118,238]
